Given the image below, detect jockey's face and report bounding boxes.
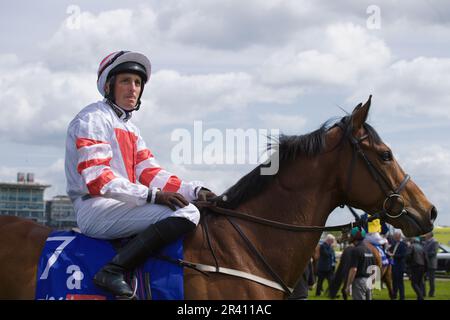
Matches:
[111,73,142,110]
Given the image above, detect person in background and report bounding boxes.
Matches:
[423,232,439,297]
[406,237,427,300]
[328,242,354,300]
[364,217,388,246]
[315,234,336,296]
[364,217,390,274]
[387,230,408,300]
[344,227,376,300]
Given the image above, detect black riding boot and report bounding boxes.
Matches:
[93,217,196,298]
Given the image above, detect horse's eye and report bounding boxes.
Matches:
[381,151,393,161]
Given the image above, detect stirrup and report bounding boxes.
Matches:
[115,276,138,300]
[93,266,135,299]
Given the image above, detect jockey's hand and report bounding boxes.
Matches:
[155,191,189,211]
[197,188,217,202]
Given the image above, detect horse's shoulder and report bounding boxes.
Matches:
[0,215,25,226]
[0,216,51,232]
[0,216,51,241]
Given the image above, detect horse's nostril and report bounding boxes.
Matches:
[430,206,438,222]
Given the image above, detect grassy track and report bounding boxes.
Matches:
[434,227,450,246]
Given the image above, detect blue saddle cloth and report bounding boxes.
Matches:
[35,230,183,300]
[373,244,389,267]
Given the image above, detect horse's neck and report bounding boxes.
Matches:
[183,151,342,298]
[242,151,341,226]
[240,187,336,226]
[234,156,341,288]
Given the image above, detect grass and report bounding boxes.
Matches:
[307,279,450,300]
[434,227,450,246]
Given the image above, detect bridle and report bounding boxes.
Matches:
[337,121,410,220]
[186,120,411,295]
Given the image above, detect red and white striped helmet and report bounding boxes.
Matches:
[97,51,152,97]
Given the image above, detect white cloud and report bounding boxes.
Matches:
[350,56,450,119]
[134,69,303,136]
[0,58,97,144]
[0,166,18,183]
[258,113,307,135]
[401,145,450,226]
[0,53,20,69]
[157,0,313,50]
[40,158,67,198]
[42,8,157,71]
[259,23,391,87]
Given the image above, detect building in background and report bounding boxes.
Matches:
[46,195,76,229]
[0,173,50,225]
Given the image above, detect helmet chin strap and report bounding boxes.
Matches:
[133,99,142,111]
[105,99,134,121]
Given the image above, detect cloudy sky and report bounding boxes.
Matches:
[1,0,449,227]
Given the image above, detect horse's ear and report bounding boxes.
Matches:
[351,95,372,130]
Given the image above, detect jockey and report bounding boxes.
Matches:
[363,216,390,267]
[65,50,216,298]
[365,218,388,246]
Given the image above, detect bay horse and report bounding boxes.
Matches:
[0,96,437,299]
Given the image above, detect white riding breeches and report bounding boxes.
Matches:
[74,196,200,240]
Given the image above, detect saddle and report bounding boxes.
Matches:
[35,230,184,300]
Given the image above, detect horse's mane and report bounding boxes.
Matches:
[218,115,382,209]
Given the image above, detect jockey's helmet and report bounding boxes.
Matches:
[97,51,151,106]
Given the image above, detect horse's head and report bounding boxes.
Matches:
[335,95,437,237]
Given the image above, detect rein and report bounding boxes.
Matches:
[197,201,362,233]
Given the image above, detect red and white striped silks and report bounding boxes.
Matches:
[65,100,203,206]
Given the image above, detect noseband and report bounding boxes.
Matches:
[338,122,410,220]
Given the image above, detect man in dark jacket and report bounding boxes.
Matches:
[423,232,439,297]
[315,234,336,296]
[328,243,354,300]
[407,237,427,300]
[387,230,408,300]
